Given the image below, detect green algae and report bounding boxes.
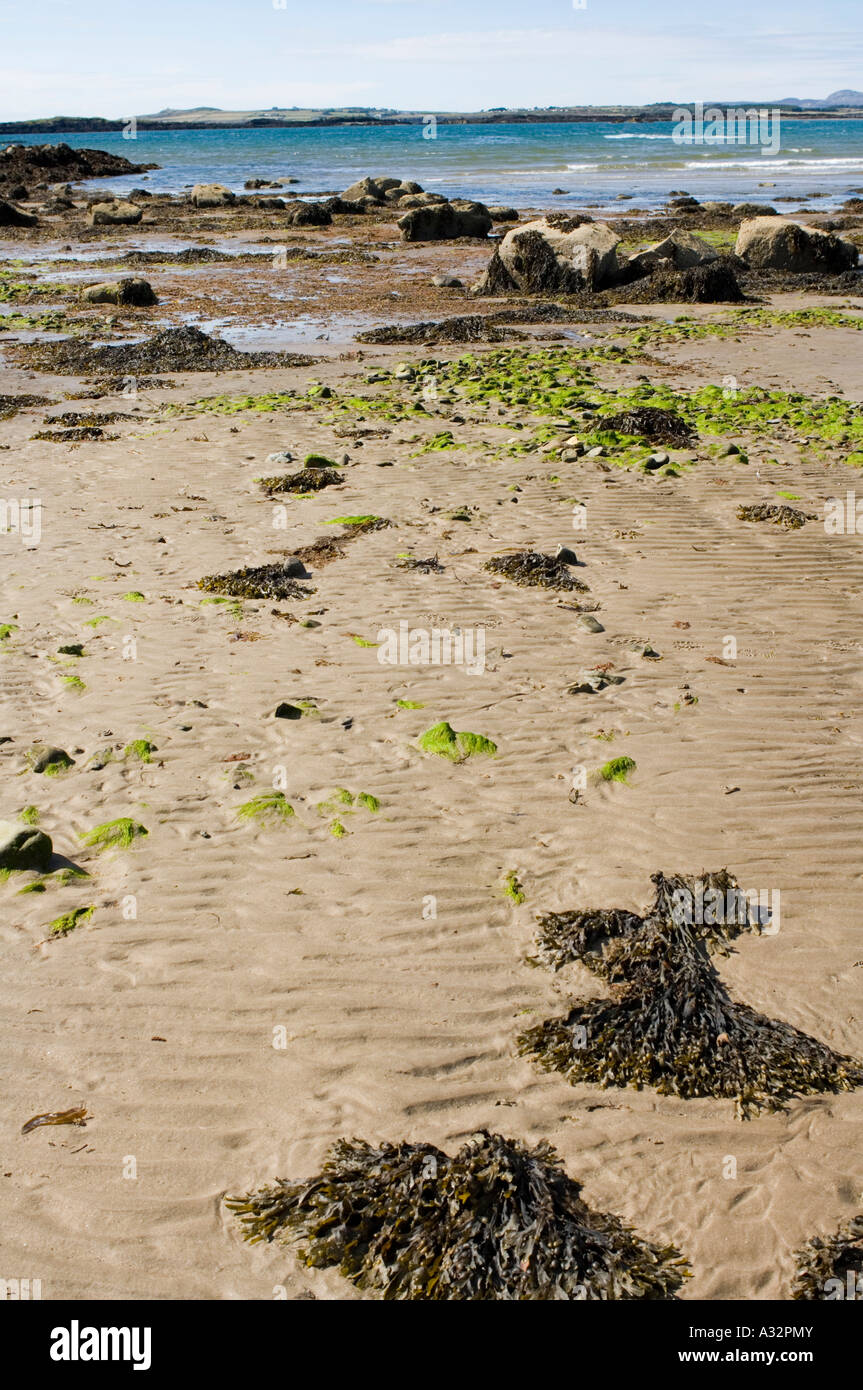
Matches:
[20,806,39,825]
[329,820,347,837]
[62,675,86,691]
[356,792,380,813]
[598,756,637,784]
[504,871,526,904]
[122,591,146,602]
[237,792,295,826]
[80,817,148,851]
[0,623,19,642]
[396,699,424,710]
[49,906,95,937]
[124,739,157,763]
[418,721,497,762]
[328,514,382,526]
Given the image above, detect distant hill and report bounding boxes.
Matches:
[780,89,863,108]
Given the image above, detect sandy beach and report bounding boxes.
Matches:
[2,178,863,1303]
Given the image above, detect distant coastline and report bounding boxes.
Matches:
[5,103,863,135]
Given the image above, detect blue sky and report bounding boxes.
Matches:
[1,0,861,118]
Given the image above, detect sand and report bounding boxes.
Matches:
[2,206,863,1302]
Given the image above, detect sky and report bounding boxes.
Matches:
[1,0,862,119]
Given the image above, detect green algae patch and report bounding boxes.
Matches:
[61,675,85,691]
[328,514,382,526]
[413,430,467,454]
[598,756,637,784]
[49,906,95,938]
[356,792,380,813]
[329,820,347,838]
[0,623,19,642]
[80,818,148,851]
[236,792,295,826]
[396,699,424,710]
[124,739,157,763]
[418,721,497,762]
[20,806,39,825]
[225,1131,690,1300]
[520,870,863,1118]
[350,633,379,648]
[122,591,146,602]
[304,453,340,468]
[503,871,526,905]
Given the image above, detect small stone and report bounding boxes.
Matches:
[28,745,74,774]
[717,443,740,457]
[265,450,293,467]
[586,445,604,458]
[280,556,309,578]
[645,452,670,470]
[555,545,579,565]
[576,614,605,633]
[432,273,463,287]
[274,702,303,719]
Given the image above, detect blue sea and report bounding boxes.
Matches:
[9,119,863,210]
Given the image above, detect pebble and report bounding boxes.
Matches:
[576,614,605,633]
[265,451,293,467]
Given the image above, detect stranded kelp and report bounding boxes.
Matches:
[599,406,693,447]
[737,502,817,530]
[15,325,318,375]
[485,551,588,592]
[226,1131,690,1300]
[257,467,344,495]
[520,871,863,1118]
[791,1215,863,1300]
[198,561,313,601]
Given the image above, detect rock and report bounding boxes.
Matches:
[488,206,519,221]
[732,202,778,218]
[83,277,158,306]
[555,544,579,564]
[576,614,605,633]
[287,201,332,226]
[88,199,142,226]
[623,230,718,281]
[28,745,75,774]
[191,183,235,208]
[645,452,670,469]
[669,196,701,210]
[0,821,53,873]
[551,188,569,195]
[274,702,303,719]
[396,192,447,208]
[646,257,745,303]
[324,197,368,214]
[567,669,624,694]
[432,273,463,287]
[702,201,734,215]
[717,442,741,457]
[280,556,309,578]
[342,175,423,204]
[586,445,605,458]
[0,198,37,226]
[398,201,492,241]
[473,216,619,294]
[734,216,858,273]
[265,450,294,467]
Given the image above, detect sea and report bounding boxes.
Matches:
[8,118,863,211]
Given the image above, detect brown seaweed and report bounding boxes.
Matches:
[599,406,693,446]
[258,468,344,495]
[520,870,863,1118]
[226,1131,690,1300]
[737,502,816,529]
[485,550,589,592]
[792,1215,863,1300]
[22,1105,88,1134]
[198,562,314,601]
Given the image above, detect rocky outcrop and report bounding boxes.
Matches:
[642,256,745,303]
[191,183,235,208]
[0,141,157,195]
[287,201,332,226]
[83,277,158,306]
[735,217,858,273]
[473,217,619,293]
[621,230,717,283]
[87,199,143,226]
[0,198,37,226]
[398,200,492,241]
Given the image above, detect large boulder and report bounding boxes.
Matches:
[0,821,53,873]
[342,175,422,204]
[0,198,37,227]
[287,201,332,227]
[87,199,142,226]
[473,216,619,294]
[398,201,492,241]
[622,230,717,283]
[735,217,858,273]
[191,183,235,209]
[645,257,745,303]
[83,277,158,306]
[732,202,777,218]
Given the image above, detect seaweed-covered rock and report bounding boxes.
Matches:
[735,217,858,273]
[191,183,235,208]
[83,277,157,306]
[16,325,316,375]
[643,256,745,303]
[792,1215,863,1300]
[0,198,37,227]
[622,230,718,282]
[520,871,863,1117]
[474,217,620,295]
[87,199,142,226]
[198,561,313,600]
[226,1131,690,1300]
[485,551,589,592]
[287,201,332,227]
[0,821,53,873]
[357,314,514,345]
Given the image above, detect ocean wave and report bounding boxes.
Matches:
[603,133,675,140]
[682,157,863,170]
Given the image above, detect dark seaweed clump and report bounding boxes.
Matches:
[198,561,314,601]
[599,406,693,446]
[16,325,318,375]
[520,870,863,1118]
[485,551,588,592]
[0,393,53,420]
[258,468,344,495]
[357,315,518,345]
[225,1130,689,1300]
[737,502,816,529]
[626,258,746,305]
[792,1215,863,1300]
[490,304,638,325]
[31,426,115,442]
[394,553,444,572]
[283,518,392,569]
